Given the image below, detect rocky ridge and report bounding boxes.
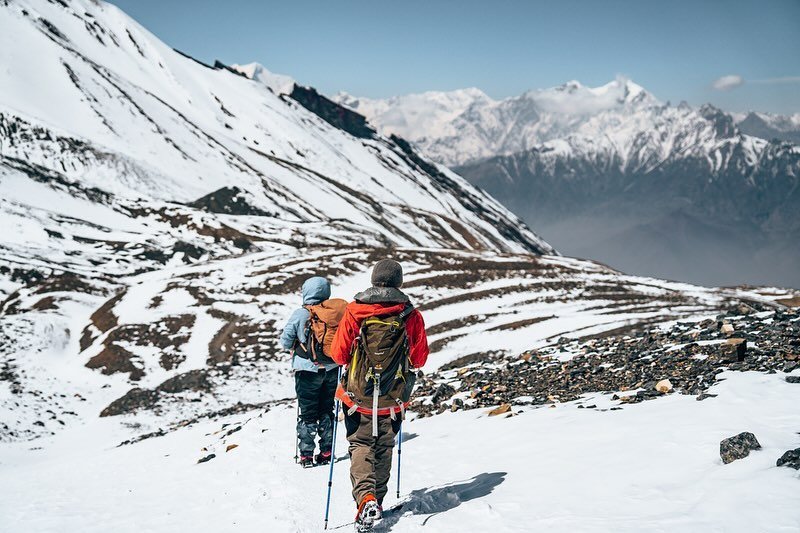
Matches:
[413,304,800,417]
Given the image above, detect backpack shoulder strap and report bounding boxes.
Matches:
[304,304,326,324]
[398,304,414,321]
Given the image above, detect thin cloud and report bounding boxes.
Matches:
[712,75,744,91]
[713,74,800,91]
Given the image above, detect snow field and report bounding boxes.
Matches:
[2,371,798,532]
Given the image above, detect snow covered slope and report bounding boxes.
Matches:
[7,244,792,441]
[0,0,552,268]
[3,370,800,533]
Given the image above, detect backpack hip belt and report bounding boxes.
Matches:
[335,383,408,417]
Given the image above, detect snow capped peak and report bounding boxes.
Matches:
[556,80,585,92]
[336,77,674,165]
[591,77,653,106]
[444,86,494,102]
[230,62,295,95]
[332,86,494,141]
[735,110,800,143]
[529,77,658,114]
[745,111,800,131]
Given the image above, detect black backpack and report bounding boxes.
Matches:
[344,305,416,415]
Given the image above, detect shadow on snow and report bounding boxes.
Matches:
[399,432,418,442]
[376,471,507,531]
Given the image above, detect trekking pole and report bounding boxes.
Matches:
[396,419,403,499]
[323,366,343,530]
[290,347,300,464]
[294,400,300,464]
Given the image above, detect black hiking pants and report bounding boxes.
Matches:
[295,367,338,456]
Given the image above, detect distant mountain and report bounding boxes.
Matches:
[453,105,800,287]
[337,82,800,288]
[335,78,658,167]
[230,62,296,95]
[736,111,800,144]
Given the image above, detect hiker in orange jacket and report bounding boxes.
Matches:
[330,259,429,530]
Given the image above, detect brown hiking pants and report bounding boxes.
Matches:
[345,412,400,505]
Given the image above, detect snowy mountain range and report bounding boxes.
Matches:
[334,78,659,167]
[336,81,800,288]
[334,79,800,168]
[736,111,800,144]
[2,1,799,532]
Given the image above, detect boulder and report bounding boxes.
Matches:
[776,448,800,469]
[100,388,160,417]
[197,453,216,464]
[157,369,211,393]
[451,398,464,412]
[431,383,457,404]
[720,432,761,464]
[786,375,800,384]
[720,323,735,335]
[655,379,673,393]
[722,338,747,361]
[488,403,511,416]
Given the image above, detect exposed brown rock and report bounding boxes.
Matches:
[31,296,58,311]
[488,403,511,416]
[207,310,278,366]
[88,291,126,335]
[100,387,159,417]
[85,314,195,379]
[87,343,143,381]
[156,369,210,394]
[777,296,800,307]
[488,315,555,332]
[655,379,673,393]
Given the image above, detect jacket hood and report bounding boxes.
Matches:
[302,276,331,304]
[346,301,410,321]
[354,286,410,304]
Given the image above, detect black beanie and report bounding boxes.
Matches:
[371,259,403,288]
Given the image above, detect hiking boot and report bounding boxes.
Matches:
[315,450,332,466]
[355,494,381,532]
[299,455,314,468]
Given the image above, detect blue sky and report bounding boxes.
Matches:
[110,0,800,113]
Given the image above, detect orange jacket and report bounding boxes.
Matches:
[330,301,429,368]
